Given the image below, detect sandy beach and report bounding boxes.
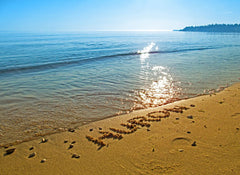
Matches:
[0,83,240,175]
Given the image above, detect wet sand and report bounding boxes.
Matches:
[0,83,240,175]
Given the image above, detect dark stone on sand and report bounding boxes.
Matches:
[71,141,76,144]
[99,127,102,130]
[187,115,193,119]
[176,118,179,120]
[147,129,151,131]
[41,138,48,143]
[190,104,195,107]
[192,121,195,123]
[29,147,34,150]
[187,131,191,134]
[72,154,80,158]
[89,128,93,132]
[178,149,184,152]
[68,128,75,132]
[28,152,36,158]
[236,128,239,130]
[64,140,68,143]
[5,148,16,155]
[40,159,46,163]
[204,125,207,128]
[191,141,197,146]
[68,144,74,149]
[152,148,155,152]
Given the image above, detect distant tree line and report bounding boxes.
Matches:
[179,24,240,32]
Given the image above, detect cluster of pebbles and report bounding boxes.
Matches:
[3,134,80,163]
[86,105,192,149]
[3,105,195,162]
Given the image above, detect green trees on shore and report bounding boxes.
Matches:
[179,24,240,32]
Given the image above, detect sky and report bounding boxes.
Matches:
[0,0,240,32]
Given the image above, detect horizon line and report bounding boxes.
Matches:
[0,29,174,33]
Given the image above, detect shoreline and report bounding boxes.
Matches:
[1,82,240,174]
[0,83,230,148]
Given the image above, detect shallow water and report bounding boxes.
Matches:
[0,31,240,145]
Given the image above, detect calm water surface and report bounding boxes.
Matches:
[0,31,240,145]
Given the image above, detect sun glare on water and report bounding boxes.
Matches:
[138,42,156,60]
[134,43,181,109]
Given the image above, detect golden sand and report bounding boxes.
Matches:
[0,83,240,175]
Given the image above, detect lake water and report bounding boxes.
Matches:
[0,31,240,145]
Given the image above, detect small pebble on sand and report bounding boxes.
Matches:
[5,148,16,155]
[187,115,193,119]
[72,154,80,158]
[40,159,46,163]
[71,141,76,144]
[99,127,102,130]
[187,131,191,134]
[89,128,93,132]
[190,104,195,107]
[64,140,68,143]
[191,141,197,146]
[29,147,34,150]
[41,138,48,143]
[28,152,36,158]
[176,118,179,120]
[178,149,184,152]
[68,128,75,132]
[68,144,74,149]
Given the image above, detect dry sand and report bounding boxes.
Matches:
[0,83,240,175]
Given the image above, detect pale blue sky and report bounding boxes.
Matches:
[0,0,240,32]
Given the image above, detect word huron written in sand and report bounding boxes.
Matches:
[86,106,189,149]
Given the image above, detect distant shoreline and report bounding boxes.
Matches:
[178,24,240,33]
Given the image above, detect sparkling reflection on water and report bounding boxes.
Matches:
[134,42,181,109]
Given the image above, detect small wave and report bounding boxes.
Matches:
[0,47,215,75]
